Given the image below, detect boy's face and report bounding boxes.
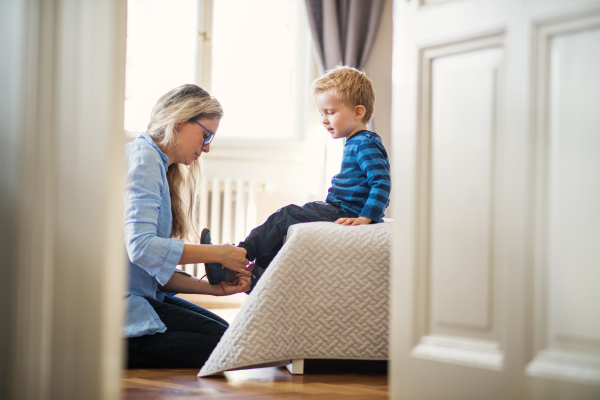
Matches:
[315,91,366,140]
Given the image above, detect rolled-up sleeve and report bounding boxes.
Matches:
[124,147,184,286]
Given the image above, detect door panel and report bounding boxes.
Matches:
[429,46,501,339]
[527,13,600,391]
[390,0,600,399]
[411,36,506,371]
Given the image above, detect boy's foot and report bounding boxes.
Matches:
[201,228,237,285]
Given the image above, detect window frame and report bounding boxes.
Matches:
[124,0,318,157]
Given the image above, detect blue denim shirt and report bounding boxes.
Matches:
[123,133,186,338]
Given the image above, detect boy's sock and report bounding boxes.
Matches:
[200,228,237,285]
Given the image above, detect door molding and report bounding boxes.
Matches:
[411,32,506,370]
[527,10,600,386]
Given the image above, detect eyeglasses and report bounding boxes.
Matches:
[190,118,215,146]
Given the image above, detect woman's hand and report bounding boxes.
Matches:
[159,263,255,295]
[214,264,254,295]
[216,244,249,274]
[216,276,251,295]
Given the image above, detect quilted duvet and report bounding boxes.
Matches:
[198,221,391,376]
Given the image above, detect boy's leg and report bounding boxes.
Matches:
[239,201,345,266]
[254,242,282,270]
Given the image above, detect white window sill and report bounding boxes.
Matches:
[126,130,311,163]
[204,138,310,163]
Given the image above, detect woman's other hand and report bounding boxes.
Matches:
[217,267,252,295]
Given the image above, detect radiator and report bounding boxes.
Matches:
[182,178,260,277]
[199,177,259,245]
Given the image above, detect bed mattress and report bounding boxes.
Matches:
[198,221,391,376]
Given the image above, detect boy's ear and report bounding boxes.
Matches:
[354,105,366,120]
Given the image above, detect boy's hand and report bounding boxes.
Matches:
[334,216,372,226]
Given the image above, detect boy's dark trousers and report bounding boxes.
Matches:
[238,201,348,269]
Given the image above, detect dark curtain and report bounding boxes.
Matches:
[305,0,385,72]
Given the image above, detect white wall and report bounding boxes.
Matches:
[0,0,24,396]
[364,0,394,217]
[0,1,127,399]
[201,58,325,227]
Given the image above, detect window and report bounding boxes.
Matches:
[211,0,311,140]
[124,0,312,141]
[124,0,199,134]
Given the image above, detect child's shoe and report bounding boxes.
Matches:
[201,228,237,285]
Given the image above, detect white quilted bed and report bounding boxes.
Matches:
[198,221,391,377]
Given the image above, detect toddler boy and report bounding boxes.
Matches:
[204,65,391,290]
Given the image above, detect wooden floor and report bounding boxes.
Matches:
[123,360,388,399]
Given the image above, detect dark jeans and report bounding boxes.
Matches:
[238,201,348,269]
[127,296,228,368]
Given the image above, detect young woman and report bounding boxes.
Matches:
[124,84,251,368]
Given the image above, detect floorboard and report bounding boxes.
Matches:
[123,360,388,399]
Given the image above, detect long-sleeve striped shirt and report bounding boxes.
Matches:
[326,130,391,222]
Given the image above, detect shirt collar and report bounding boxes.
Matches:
[345,130,370,144]
[139,133,169,166]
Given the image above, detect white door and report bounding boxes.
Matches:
[390,0,600,399]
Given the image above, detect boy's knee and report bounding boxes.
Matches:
[276,204,302,215]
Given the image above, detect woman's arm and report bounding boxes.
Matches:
[159,267,252,295]
[125,147,186,284]
[178,244,249,273]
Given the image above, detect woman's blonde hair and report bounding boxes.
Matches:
[147,84,223,243]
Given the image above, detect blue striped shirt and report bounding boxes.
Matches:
[326,130,391,222]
